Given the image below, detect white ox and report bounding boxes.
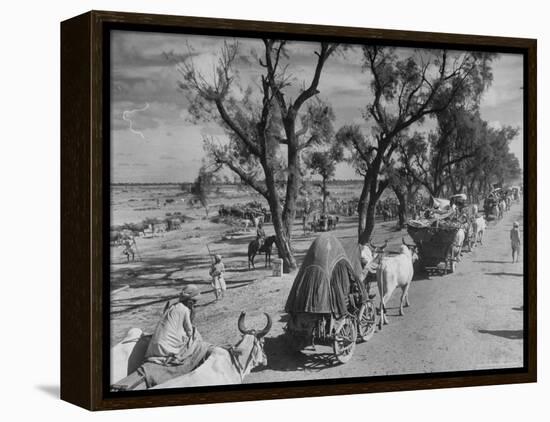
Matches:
[111,313,271,390]
[376,240,418,330]
[472,215,487,246]
[359,240,388,270]
[453,227,465,262]
[110,328,148,385]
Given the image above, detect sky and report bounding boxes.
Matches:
[110,30,524,183]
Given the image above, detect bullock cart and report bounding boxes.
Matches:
[310,214,338,232]
[284,234,376,364]
[407,222,461,275]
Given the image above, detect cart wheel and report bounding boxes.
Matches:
[357,302,376,342]
[333,316,357,364]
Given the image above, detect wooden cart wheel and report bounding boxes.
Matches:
[357,302,376,342]
[450,259,456,273]
[333,316,357,364]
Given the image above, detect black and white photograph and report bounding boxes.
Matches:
[108,29,526,392]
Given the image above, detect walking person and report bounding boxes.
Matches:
[510,221,521,263]
[209,254,227,301]
[122,237,135,262]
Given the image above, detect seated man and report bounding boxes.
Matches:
[112,285,210,390]
[256,221,266,249]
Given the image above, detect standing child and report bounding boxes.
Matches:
[510,221,521,263]
[209,254,227,301]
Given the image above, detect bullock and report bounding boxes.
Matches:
[377,239,418,330]
[359,240,388,271]
[110,328,149,386]
[151,312,271,389]
[111,313,272,390]
[472,215,487,245]
[110,230,122,246]
[499,200,506,218]
[452,227,465,261]
[359,241,388,297]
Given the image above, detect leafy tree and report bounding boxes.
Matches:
[190,165,216,216]
[175,41,338,271]
[399,110,520,204]
[306,144,344,215]
[339,47,496,243]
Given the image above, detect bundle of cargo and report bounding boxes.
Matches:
[406,216,461,275]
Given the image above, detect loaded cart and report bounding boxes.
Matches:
[407,222,461,275]
[284,233,376,364]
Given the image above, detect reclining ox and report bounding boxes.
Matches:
[376,239,418,330]
[111,312,271,390]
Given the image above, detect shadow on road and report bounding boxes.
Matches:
[261,334,339,373]
[474,260,513,264]
[485,272,523,277]
[478,329,523,340]
[112,280,255,315]
[512,306,523,312]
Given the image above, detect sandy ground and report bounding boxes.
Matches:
[110,201,524,383]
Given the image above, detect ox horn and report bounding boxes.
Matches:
[238,311,252,335]
[369,239,388,251]
[256,313,272,338]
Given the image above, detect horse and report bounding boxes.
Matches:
[248,235,277,269]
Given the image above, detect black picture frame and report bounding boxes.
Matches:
[61,10,537,411]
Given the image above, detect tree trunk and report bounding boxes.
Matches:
[357,175,369,240]
[359,194,378,245]
[393,185,407,228]
[358,159,387,244]
[263,160,297,273]
[321,177,327,215]
[281,139,300,272]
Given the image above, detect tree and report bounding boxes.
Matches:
[190,166,216,216]
[306,144,344,215]
[176,40,338,271]
[399,108,486,198]
[339,47,496,244]
[387,165,422,228]
[398,111,520,204]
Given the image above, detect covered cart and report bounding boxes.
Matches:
[407,219,461,275]
[284,234,376,364]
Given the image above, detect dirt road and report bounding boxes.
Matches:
[111,202,524,383]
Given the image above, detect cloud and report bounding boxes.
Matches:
[110,32,524,181]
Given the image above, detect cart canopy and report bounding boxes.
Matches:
[285,233,367,318]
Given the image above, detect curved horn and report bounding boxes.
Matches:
[238,311,252,335]
[256,313,272,338]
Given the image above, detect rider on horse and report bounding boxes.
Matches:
[256,221,266,249]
